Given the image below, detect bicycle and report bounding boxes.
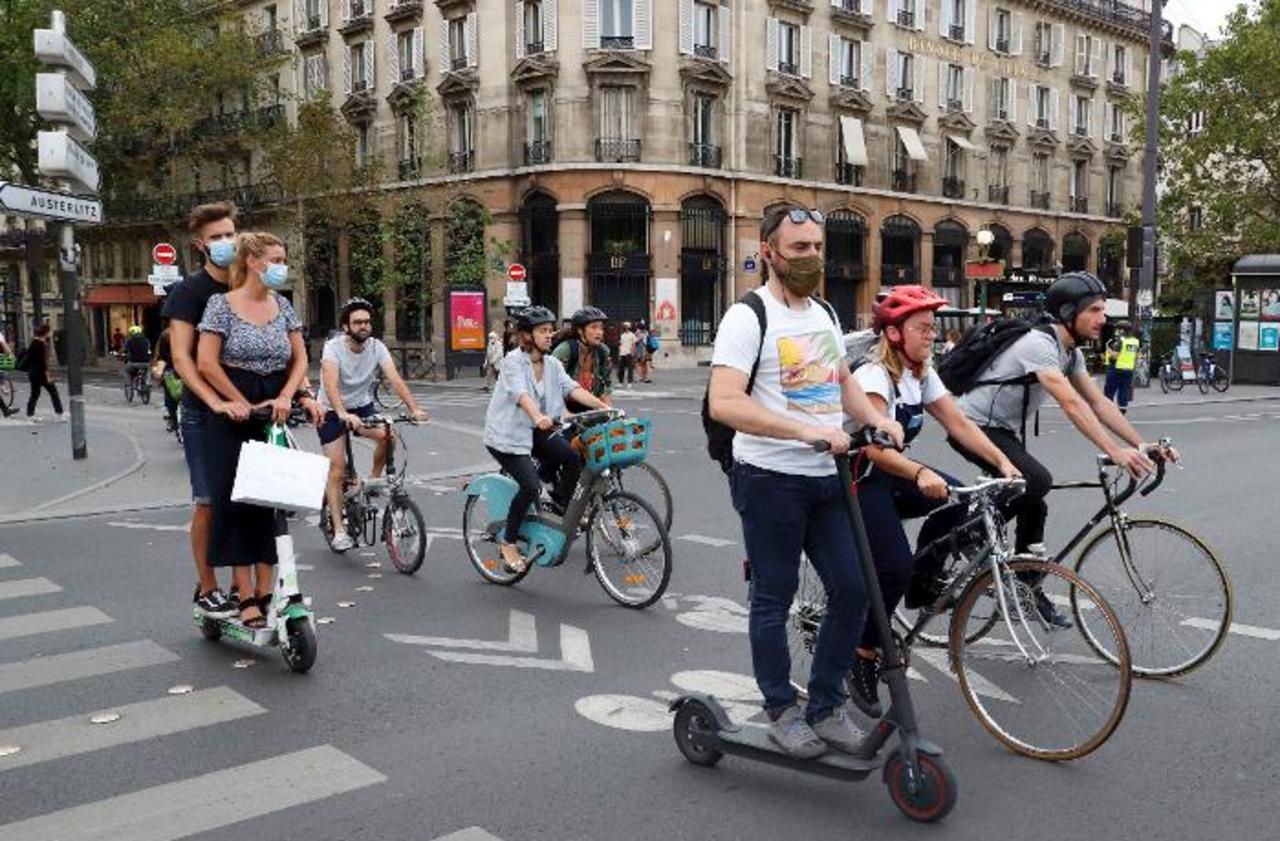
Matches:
[462,408,673,608]
[1195,351,1229,394]
[122,364,151,404]
[553,411,673,534]
[1157,352,1185,393]
[793,477,1134,761]
[318,414,428,574]
[0,354,14,415]
[374,346,436,410]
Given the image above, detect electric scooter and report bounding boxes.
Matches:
[669,426,957,823]
[195,411,318,674]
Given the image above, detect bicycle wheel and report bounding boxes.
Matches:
[893,604,951,648]
[609,462,673,534]
[462,492,530,585]
[1197,371,1209,395]
[585,490,671,608]
[1211,367,1229,393]
[788,553,826,699]
[383,494,426,574]
[1168,368,1185,391]
[1072,518,1231,678]
[0,374,13,408]
[373,375,404,411]
[123,375,134,403]
[950,560,1132,761]
[1158,367,1170,394]
[139,379,151,405]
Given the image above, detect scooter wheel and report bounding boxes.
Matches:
[199,619,221,641]
[672,700,723,767]
[884,749,957,823]
[282,618,317,674]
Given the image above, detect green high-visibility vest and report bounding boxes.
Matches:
[1115,337,1140,371]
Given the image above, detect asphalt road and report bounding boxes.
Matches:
[1,374,1277,840]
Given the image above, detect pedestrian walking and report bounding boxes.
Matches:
[485,330,504,390]
[1103,321,1140,414]
[616,321,636,384]
[23,322,64,420]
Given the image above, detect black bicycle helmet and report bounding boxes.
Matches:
[516,305,557,331]
[1045,272,1107,329]
[571,306,608,328]
[340,296,375,325]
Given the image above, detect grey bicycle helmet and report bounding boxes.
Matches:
[1045,272,1107,329]
[339,296,375,325]
[571,306,608,328]
[516,305,557,331]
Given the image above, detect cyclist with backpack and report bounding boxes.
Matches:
[551,306,614,411]
[707,204,902,759]
[941,272,1177,626]
[844,286,1021,717]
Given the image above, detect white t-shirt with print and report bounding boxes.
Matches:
[711,287,845,477]
[853,361,948,418]
[618,331,637,356]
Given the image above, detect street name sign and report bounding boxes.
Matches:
[0,181,101,224]
[33,27,96,90]
[35,72,96,142]
[38,130,100,194]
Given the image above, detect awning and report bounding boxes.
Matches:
[84,284,159,306]
[896,125,928,161]
[840,116,868,167]
[948,134,979,152]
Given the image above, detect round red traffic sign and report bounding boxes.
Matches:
[507,263,527,283]
[153,243,177,266]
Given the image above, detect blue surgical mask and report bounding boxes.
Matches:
[262,262,289,289]
[206,239,235,268]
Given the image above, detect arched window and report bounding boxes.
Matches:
[1062,231,1090,273]
[520,191,559,309]
[825,209,866,324]
[932,219,968,304]
[679,195,726,346]
[987,223,1012,265]
[881,215,921,284]
[1022,228,1055,273]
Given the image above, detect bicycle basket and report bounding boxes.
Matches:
[0,354,14,371]
[581,418,650,473]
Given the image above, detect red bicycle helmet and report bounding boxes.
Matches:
[872,285,948,333]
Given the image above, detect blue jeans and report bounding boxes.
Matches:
[1104,367,1134,409]
[180,405,211,505]
[731,461,868,721]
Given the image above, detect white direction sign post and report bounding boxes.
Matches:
[33,25,97,90]
[37,130,99,194]
[35,73,96,142]
[0,182,101,224]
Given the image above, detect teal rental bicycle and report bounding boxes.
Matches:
[462,409,673,608]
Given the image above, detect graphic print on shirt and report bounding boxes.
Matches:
[777,330,841,414]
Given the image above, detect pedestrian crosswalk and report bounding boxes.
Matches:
[0,552,386,840]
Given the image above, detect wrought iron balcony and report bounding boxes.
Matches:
[340,2,374,37]
[835,162,864,186]
[400,65,417,83]
[1030,191,1052,210]
[946,98,964,112]
[385,0,423,24]
[834,0,863,11]
[398,157,422,180]
[1110,130,1125,143]
[995,37,1010,54]
[942,177,965,199]
[1036,116,1050,130]
[896,10,915,28]
[932,266,960,286]
[448,150,474,173]
[1071,196,1089,213]
[525,40,545,55]
[1072,124,1089,137]
[296,15,326,48]
[988,184,1009,204]
[525,140,553,165]
[994,107,1011,121]
[881,264,919,283]
[840,74,860,89]
[1042,0,1173,41]
[1035,50,1052,67]
[778,61,799,76]
[1106,201,1123,217]
[255,104,284,128]
[596,138,641,162]
[1111,71,1127,86]
[450,55,468,71]
[892,169,917,193]
[601,35,634,50]
[775,155,803,178]
[688,143,722,168]
[896,87,914,102]
[694,43,717,60]
[255,29,284,56]
[948,24,965,42]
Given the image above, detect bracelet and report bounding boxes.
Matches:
[914,465,929,483]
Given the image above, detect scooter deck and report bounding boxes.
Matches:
[712,721,879,781]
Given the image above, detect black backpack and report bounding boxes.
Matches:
[702,290,838,474]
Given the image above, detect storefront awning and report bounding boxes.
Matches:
[896,125,928,162]
[948,134,979,152]
[84,284,159,306]
[840,116,868,167]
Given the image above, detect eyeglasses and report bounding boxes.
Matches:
[901,322,939,337]
[763,207,825,239]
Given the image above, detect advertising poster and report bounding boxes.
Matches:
[1238,320,1260,351]
[1240,289,1261,320]
[449,290,485,351]
[1260,289,1280,321]
[1214,290,1235,321]
[561,277,583,318]
[1259,323,1279,351]
[654,277,678,338]
[1212,321,1234,350]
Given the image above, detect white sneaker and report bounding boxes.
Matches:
[330,532,354,552]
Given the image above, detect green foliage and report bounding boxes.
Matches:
[445,199,491,287]
[261,100,377,227]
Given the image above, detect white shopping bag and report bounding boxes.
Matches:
[231,439,331,512]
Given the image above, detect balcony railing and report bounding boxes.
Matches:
[688,143,722,168]
[946,98,963,112]
[1036,50,1052,67]
[1030,190,1052,209]
[942,177,965,199]
[892,169,917,193]
[896,87,914,101]
[297,14,325,43]
[1109,130,1125,143]
[881,264,919,283]
[1044,0,1172,41]
[525,40,545,55]
[1072,124,1089,137]
[106,183,284,224]
[1106,201,1123,217]
[994,107,1011,121]
[596,138,641,162]
[1070,196,1089,213]
[995,37,1010,53]
[932,266,960,286]
[835,0,863,12]
[385,0,423,24]
[601,35,634,50]
[835,162,864,186]
[988,184,1010,204]
[398,157,422,180]
[1111,71,1127,86]
[1035,116,1050,130]
[448,150,474,173]
[778,60,799,76]
[340,2,374,36]
[255,29,284,56]
[524,140,553,165]
[400,65,416,82]
[450,55,468,71]
[840,74,860,89]
[775,155,803,178]
[896,10,915,28]
[694,43,717,59]
[948,24,965,42]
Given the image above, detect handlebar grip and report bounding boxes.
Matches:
[1139,457,1166,497]
[811,440,832,453]
[249,407,275,421]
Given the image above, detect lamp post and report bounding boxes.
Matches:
[975,228,995,320]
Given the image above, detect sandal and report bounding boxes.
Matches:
[499,544,528,574]
[238,599,267,629]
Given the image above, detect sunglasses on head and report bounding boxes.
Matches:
[763,207,825,239]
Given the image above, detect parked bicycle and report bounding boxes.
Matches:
[374,346,436,410]
[319,414,428,574]
[1157,352,1185,393]
[1195,351,1229,394]
[0,354,14,415]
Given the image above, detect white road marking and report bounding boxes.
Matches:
[677,534,737,548]
[399,622,594,673]
[913,648,1020,704]
[673,594,749,634]
[574,694,672,732]
[1182,617,1280,641]
[0,640,179,696]
[0,607,113,642]
[433,829,506,841]
[0,577,62,601]
[106,521,190,533]
[0,553,21,568]
[0,745,385,841]
[0,687,266,772]
[386,610,538,652]
[670,670,760,702]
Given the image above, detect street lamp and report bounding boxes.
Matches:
[975,228,995,320]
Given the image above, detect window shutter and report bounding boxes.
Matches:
[938,61,947,108]
[965,0,976,45]
[939,0,951,37]
[830,33,842,85]
[914,56,925,103]
[915,1,925,32]
[365,40,375,91]
[635,0,652,50]
[679,0,693,55]
[341,0,350,24]
[1009,79,1017,123]
[1127,50,1135,87]
[439,18,450,74]
[987,7,996,51]
[1051,23,1065,67]
[466,12,478,67]
[516,2,526,60]
[800,25,812,78]
[1091,38,1103,77]
[1106,41,1114,79]
[1050,88,1059,131]
[319,0,328,27]
[860,41,873,92]
[1095,94,1104,139]
[414,27,425,78]
[964,67,975,112]
[545,0,557,51]
[583,0,599,49]
[766,18,779,72]
[1011,12,1022,55]
[343,46,352,94]
[389,31,400,83]
[1027,84,1036,127]
[1075,34,1086,75]
[886,47,898,96]
[719,3,730,64]
[293,0,304,30]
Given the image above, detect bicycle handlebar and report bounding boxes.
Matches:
[1095,437,1173,501]
[949,476,1027,501]
[360,413,425,427]
[810,425,898,453]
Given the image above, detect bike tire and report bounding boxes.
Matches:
[788,553,825,699]
[1197,373,1209,395]
[462,492,530,585]
[373,376,405,411]
[609,462,674,534]
[140,381,151,405]
[1168,369,1185,391]
[1158,367,1170,394]
[950,560,1132,761]
[123,376,134,403]
[586,489,672,608]
[0,374,13,408]
[1072,518,1232,678]
[1211,367,1229,393]
[383,494,427,575]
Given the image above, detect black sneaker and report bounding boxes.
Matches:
[1033,589,1073,629]
[904,570,947,609]
[195,588,236,619]
[846,655,883,718]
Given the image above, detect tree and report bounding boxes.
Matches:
[1143,1,1280,301]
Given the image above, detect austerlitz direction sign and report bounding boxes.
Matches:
[0,181,101,224]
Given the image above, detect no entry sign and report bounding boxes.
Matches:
[152,242,177,265]
[507,263,527,283]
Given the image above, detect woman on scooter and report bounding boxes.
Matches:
[197,232,319,628]
[483,306,610,574]
[846,286,1021,717]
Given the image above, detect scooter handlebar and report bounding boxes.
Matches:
[810,425,897,454]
